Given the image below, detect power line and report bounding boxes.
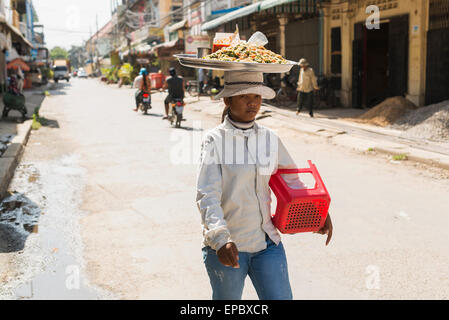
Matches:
[45,27,91,34]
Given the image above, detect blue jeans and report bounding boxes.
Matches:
[202,235,293,300]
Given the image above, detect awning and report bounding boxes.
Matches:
[151,39,181,51]
[201,2,260,31]
[168,19,187,33]
[201,0,318,31]
[259,0,298,11]
[7,58,30,71]
[0,16,33,48]
[134,42,152,54]
[261,0,319,14]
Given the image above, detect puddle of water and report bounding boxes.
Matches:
[14,253,98,300]
[1,157,113,300]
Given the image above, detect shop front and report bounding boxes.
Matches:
[152,39,185,76]
[322,0,429,108]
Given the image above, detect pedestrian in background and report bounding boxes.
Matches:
[296,58,319,117]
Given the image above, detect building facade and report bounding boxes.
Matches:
[322,0,449,108]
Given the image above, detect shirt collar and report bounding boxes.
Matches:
[223,116,259,135]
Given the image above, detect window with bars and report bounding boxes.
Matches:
[429,0,449,30]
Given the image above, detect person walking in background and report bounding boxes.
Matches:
[296,58,319,117]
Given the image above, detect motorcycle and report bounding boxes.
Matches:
[138,91,152,114]
[274,73,297,105]
[185,76,223,97]
[169,98,185,128]
[185,80,199,97]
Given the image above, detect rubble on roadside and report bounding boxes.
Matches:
[354,96,418,127]
[391,99,449,142]
[0,134,13,157]
[343,96,449,143]
[0,192,41,234]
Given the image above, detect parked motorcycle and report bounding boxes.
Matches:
[185,80,199,97]
[169,98,185,128]
[138,92,152,114]
[275,73,297,105]
[185,76,223,97]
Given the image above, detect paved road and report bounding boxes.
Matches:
[1,78,449,299]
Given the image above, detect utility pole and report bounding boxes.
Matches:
[89,26,94,75]
[96,13,100,72]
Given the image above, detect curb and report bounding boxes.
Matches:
[0,119,33,200]
[0,85,52,200]
[191,98,449,171]
[276,116,449,171]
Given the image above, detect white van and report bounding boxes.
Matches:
[53,65,70,83]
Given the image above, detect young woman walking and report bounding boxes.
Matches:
[196,71,333,300]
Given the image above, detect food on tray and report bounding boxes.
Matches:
[204,42,287,64]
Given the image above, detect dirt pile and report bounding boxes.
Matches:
[391,99,449,142]
[356,96,418,127]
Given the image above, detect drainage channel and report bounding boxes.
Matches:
[0,155,112,299]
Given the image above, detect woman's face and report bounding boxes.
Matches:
[225,94,262,122]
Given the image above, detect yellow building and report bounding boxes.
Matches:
[321,0,449,108]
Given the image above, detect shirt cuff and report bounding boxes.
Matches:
[210,231,233,252]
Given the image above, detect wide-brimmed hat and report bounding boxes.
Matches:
[298,58,309,66]
[214,71,275,100]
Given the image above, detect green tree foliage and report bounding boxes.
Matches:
[50,47,69,60]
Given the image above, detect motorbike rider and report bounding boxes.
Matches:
[133,68,151,112]
[162,67,185,119]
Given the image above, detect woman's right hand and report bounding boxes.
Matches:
[217,242,240,268]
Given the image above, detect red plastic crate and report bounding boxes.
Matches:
[269,160,331,234]
[150,73,165,89]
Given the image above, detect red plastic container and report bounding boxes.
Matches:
[150,73,165,89]
[269,160,331,234]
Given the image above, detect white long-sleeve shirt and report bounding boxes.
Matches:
[133,75,143,89]
[196,116,305,253]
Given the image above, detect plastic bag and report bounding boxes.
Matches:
[247,31,269,47]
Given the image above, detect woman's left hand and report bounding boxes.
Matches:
[314,213,333,246]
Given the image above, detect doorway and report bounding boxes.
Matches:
[352,15,409,108]
[364,23,389,107]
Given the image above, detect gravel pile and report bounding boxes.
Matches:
[356,96,417,127]
[391,99,449,142]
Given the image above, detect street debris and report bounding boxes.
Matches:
[392,154,408,161]
[0,134,14,157]
[394,210,411,220]
[392,99,449,142]
[0,192,41,235]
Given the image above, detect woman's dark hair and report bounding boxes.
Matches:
[142,73,148,90]
[221,97,232,123]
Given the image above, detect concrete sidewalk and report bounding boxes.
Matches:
[0,83,54,199]
[184,95,449,170]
